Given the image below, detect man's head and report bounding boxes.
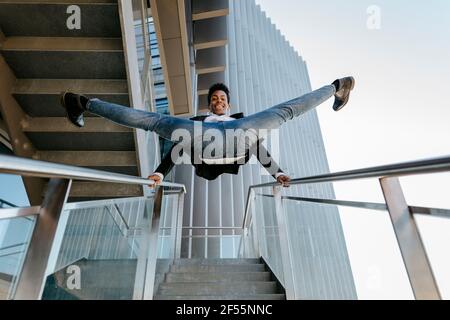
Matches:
[208,83,230,116]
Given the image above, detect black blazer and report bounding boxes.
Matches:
[155,112,285,181]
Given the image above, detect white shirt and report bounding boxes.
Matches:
[203,113,243,163]
[204,114,235,123]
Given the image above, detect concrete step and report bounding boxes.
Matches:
[174,258,261,266]
[33,151,138,176]
[157,281,278,296]
[13,79,129,117]
[193,16,228,50]
[26,132,135,151]
[2,37,126,79]
[68,181,143,199]
[41,180,143,201]
[22,117,135,151]
[170,264,266,273]
[22,117,132,133]
[154,294,286,300]
[0,2,121,38]
[165,272,272,283]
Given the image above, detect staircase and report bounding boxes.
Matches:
[0,0,142,202]
[42,258,285,300]
[155,259,286,300]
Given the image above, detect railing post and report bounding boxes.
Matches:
[249,189,261,258]
[272,185,295,300]
[379,177,441,300]
[174,190,185,259]
[237,228,245,258]
[14,178,72,300]
[133,196,154,300]
[241,188,259,258]
[142,186,164,300]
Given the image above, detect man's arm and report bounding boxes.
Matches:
[149,144,178,183]
[253,142,287,180]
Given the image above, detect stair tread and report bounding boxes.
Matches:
[174,258,261,265]
[22,117,132,132]
[158,283,279,295]
[170,264,266,272]
[0,2,121,38]
[165,271,272,282]
[2,37,123,51]
[2,51,126,79]
[27,132,135,151]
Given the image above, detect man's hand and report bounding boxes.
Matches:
[148,173,162,188]
[277,175,291,187]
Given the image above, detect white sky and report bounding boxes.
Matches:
[255,0,450,299]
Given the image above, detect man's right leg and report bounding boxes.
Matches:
[60,93,196,141]
[87,98,164,132]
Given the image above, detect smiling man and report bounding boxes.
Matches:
[60,77,355,187]
[148,83,292,187]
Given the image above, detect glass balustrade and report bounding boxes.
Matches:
[0,216,36,300]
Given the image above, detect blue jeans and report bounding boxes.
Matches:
[87,85,335,157]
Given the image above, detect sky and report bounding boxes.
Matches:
[255,0,450,299]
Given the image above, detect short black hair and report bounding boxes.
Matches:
[207,83,230,105]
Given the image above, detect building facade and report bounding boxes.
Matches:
[170,0,357,299]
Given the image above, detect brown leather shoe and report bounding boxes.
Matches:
[332,76,355,111]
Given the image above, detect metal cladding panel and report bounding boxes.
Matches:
[172,0,357,299]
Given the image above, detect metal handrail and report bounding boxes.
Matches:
[253,154,450,188]
[0,206,40,220]
[243,154,450,228]
[255,193,450,218]
[240,154,450,300]
[0,198,17,208]
[0,242,27,252]
[0,251,24,259]
[0,154,185,193]
[0,0,185,300]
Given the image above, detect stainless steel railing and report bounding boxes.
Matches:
[0,154,185,300]
[0,198,17,208]
[240,154,450,300]
[0,154,184,191]
[2,152,450,300]
[0,0,177,301]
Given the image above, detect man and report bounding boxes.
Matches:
[148,83,292,186]
[60,77,355,187]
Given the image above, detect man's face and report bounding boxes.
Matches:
[209,90,229,116]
